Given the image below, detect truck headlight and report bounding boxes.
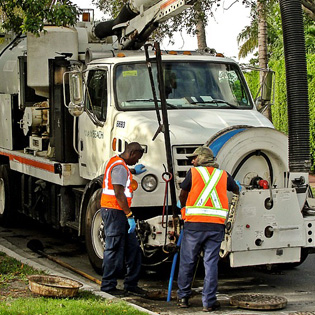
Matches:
[141,174,158,192]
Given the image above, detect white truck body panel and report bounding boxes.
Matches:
[0,94,14,150]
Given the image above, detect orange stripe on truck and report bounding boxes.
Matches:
[0,151,55,173]
[160,0,178,10]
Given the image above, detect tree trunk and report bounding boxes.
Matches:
[258,0,272,121]
[195,2,207,50]
[196,19,207,50]
[301,0,315,22]
[302,5,315,21]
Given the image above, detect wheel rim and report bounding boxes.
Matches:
[0,178,5,215]
[91,209,105,259]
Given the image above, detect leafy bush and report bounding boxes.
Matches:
[245,54,315,171]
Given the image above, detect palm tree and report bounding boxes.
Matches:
[238,0,275,121]
[257,0,272,121]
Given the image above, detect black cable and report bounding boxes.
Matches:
[232,150,273,185]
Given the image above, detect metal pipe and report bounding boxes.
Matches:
[154,42,178,220]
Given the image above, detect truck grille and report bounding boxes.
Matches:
[172,145,201,189]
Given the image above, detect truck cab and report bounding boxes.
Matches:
[79,51,274,198]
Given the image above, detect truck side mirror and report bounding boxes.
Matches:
[261,70,275,104]
[63,71,84,117]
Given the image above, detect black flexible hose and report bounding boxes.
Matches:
[94,4,138,39]
[279,0,310,172]
[232,150,273,185]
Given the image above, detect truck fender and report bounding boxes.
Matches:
[78,175,103,237]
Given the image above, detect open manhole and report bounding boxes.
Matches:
[146,289,176,300]
[230,293,287,310]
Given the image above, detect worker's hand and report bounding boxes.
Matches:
[134,164,146,174]
[236,180,242,192]
[176,200,182,209]
[127,217,136,233]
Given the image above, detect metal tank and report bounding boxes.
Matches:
[27,26,78,98]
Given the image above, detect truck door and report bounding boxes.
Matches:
[78,67,111,179]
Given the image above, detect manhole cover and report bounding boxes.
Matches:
[230,293,287,310]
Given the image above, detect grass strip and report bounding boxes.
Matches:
[0,252,148,315]
[0,292,148,315]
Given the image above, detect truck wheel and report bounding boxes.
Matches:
[0,164,15,226]
[85,188,104,275]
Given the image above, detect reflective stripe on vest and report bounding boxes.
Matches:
[100,156,133,209]
[102,159,132,198]
[184,167,228,224]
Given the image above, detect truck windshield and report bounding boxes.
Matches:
[115,61,253,110]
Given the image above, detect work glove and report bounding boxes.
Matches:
[134,164,146,174]
[128,217,136,234]
[236,180,242,192]
[176,200,182,209]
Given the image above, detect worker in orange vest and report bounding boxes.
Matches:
[100,142,147,298]
[177,146,241,312]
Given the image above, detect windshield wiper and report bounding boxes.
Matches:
[125,99,178,109]
[188,98,238,109]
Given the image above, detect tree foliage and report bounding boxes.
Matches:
[268,56,315,171]
[92,0,252,45]
[241,0,315,169]
[238,0,315,62]
[0,0,79,35]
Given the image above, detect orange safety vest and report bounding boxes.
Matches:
[101,156,133,210]
[181,166,229,224]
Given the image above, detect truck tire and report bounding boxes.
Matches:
[85,188,104,275]
[0,164,15,226]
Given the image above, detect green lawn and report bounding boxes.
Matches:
[0,252,148,315]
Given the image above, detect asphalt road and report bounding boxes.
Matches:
[1,218,315,314]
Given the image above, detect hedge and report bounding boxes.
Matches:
[245,55,315,171]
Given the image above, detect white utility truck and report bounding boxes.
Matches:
[0,0,314,273]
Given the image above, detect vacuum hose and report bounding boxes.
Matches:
[167,230,183,302]
[279,0,310,172]
[94,4,138,39]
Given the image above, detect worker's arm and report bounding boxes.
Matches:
[179,189,189,207]
[227,173,241,195]
[130,164,146,175]
[113,184,131,216]
[178,169,191,207]
[113,184,136,234]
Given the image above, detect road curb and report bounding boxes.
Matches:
[0,238,158,315]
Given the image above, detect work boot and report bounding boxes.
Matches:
[202,300,221,312]
[177,297,189,308]
[124,286,148,298]
[102,288,126,297]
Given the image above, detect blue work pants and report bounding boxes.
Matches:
[177,226,224,308]
[100,208,142,292]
